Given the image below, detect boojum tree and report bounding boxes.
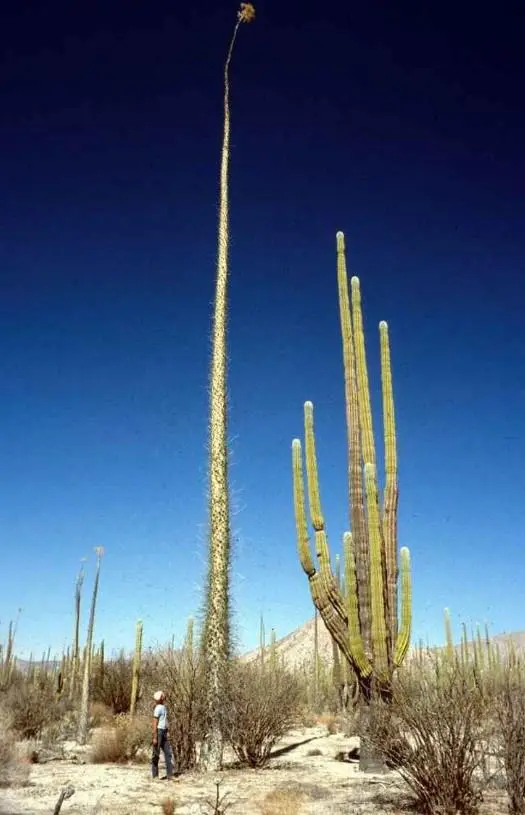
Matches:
[69,561,84,700]
[292,232,412,771]
[201,3,255,772]
[77,546,104,745]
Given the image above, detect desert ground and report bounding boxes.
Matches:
[1,725,507,815]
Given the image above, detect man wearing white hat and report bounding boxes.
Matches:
[151,690,174,780]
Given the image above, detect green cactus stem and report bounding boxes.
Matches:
[291,231,412,739]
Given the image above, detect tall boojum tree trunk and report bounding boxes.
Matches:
[200,3,255,772]
[77,547,103,745]
[69,563,84,700]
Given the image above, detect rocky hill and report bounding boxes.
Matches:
[242,616,525,669]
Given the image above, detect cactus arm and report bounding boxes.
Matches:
[309,571,357,668]
[351,276,376,470]
[336,232,371,660]
[379,320,399,643]
[304,401,347,623]
[393,547,412,667]
[293,422,362,675]
[364,463,390,679]
[303,401,324,533]
[343,532,372,677]
[292,438,315,577]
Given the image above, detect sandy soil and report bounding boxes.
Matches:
[1,727,507,815]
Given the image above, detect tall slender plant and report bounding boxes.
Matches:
[200,2,255,772]
[77,547,104,745]
[130,619,143,716]
[69,562,85,700]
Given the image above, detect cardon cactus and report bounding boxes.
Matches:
[130,620,143,716]
[292,231,412,711]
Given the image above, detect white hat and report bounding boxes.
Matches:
[153,690,164,702]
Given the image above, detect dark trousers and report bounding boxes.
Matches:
[151,728,174,778]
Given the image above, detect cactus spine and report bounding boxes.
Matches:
[77,547,104,745]
[130,620,143,716]
[292,232,412,762]
[201,3,255,772]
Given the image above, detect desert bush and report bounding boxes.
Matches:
[90,713,151,763]
[298,708,316,728]
[92,652,133,714]
[368,654,491,815]
[90,726,126,764]
[0,716,29,788]
[315,712,339,734]
[89,701,114,728]
[5,675,60,739]
[493,656,525,815]
[225,662,302,768]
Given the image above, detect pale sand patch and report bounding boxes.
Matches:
[0,727,506,815]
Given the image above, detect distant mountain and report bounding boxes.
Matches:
[242,616,525,669]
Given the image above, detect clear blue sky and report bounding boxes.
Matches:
[1,0,524,660]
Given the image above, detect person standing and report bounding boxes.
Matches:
[151,690,174,780]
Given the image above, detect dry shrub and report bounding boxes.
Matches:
[316,712,338,734]
[0,716,29,788]
[93,652,133,714]
[258,787,305,815]
[225,662,302,768]
[298,708,316,728]
[90,713,151,764]
[6,675,59,739]
[89,701,114,728]
[160,799,176,815]
[493,656,525,815]
[90,726,125,764]
[368,655,490,815]
[140,644,206,773]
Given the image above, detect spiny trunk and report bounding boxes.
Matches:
[200,4,255,772]
[76,549,103,745]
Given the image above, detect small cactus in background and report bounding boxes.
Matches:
[77,547,104,745]
[201,2,255,772]
[70,562,85,700]
[98,640,105,688]
[269,628,278,675]
[292,232,412,770]
[0,610,21,690]
[259,613,266,670]
[130,619,144,716]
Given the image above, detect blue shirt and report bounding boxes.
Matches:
[153,703,168,730]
